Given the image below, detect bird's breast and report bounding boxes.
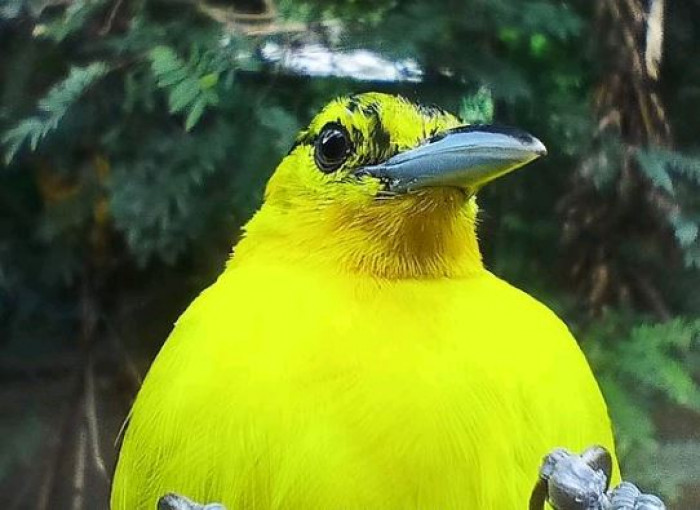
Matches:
[113,265,615,509]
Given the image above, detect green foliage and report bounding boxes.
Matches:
[3,62,109,163]
[581,313,700,498]
[0,0,50,19]
[108,120,235,264]
[37,0,109,42]
[637,148,700,194]
[637,148,700,267]
[459,87,494,124]
[149,46,223,131]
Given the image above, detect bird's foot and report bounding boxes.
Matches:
[156,446,665,510]
[529,446,666,510]
[607,482,666,510]
[157,493,227,510]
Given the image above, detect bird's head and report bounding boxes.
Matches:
[236,93,546,279]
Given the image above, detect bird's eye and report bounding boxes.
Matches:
[314,124,352,173]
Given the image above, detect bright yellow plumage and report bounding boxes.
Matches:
[112,93,618,509]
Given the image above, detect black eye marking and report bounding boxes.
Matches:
[346,96,361,113]
[314,122,353,173]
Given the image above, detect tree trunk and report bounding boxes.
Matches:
[558,0,674,317]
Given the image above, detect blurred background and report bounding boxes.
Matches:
[1,0,700,507]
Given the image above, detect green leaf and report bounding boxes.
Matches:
[2,121,36,164]
[185,96,207,131]
[636,150,675,194]
[529,33,549,56]
[199,73,219,89]
[149,46,181,74]
[157,68,190,88]
[168,78,200,114]
[674,219,699,248]
[459,87,494,124]
[637,148,700,187]
[38,0,108,42]
[2,62,108,162]
[149,45,223,130]
[668,152,700,185]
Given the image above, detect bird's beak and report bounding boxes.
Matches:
[360,125,547,194]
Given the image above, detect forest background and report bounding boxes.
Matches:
[1,0,700,507]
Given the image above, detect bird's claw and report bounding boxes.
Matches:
[157,493,227,510]
[529,446,666,510]
[156,446,666,510]
[608,482,666,510]
[530,446,609,510]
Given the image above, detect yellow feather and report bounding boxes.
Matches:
[112,93,618,509]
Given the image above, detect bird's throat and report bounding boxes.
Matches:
[232,191,484,279]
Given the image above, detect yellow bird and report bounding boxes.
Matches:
[112,93,618,509]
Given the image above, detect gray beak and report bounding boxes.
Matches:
[360,125,547,193]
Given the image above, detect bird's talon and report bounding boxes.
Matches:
[157,493,227,510]
[531,447,610,510]
[531,449,668,510]
[540,448,574,480]
[581,445,613,492]
[607,482,666,510]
